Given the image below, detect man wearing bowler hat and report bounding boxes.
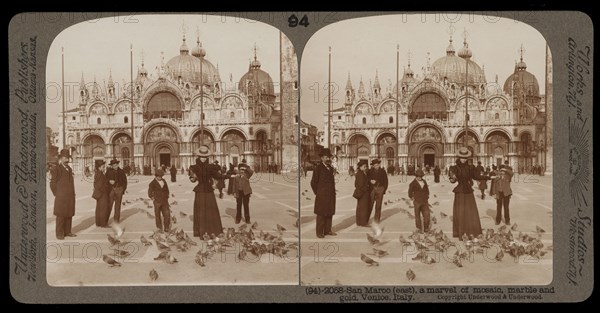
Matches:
[49,149,77,240]
[148,169,171,232]
[105,158,128,224]
[368,158,388,224]
[310,148,337,238]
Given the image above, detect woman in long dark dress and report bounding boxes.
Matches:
[226,163,236,195]
[433,165,441,183]
[93,160,110,227]
[189,147,225,238]
[354,160,371,226]
[449,147,492,238]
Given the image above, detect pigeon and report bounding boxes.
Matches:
[146,212,155,219]
[306,197,311,200]
[440,212,448,218]
[536,226,546,234]
[414,241,428,250]
[384,201,388,205]
[511,223,518,231]
[387,190,391,194]
[433,194,437,198]
[371,223,384,238]
[102,254,121,267]
[406,269,416,281]
[179,211,187,217]
[304,190,308,192]
[238,248,247,260]
[171,201,178,206]
[496,249,504,261]
[149,269,158,281]
[369,248,389,258]
[424,255,436,264]
[412,251,425,261]
[461,233,469,242]
[113,249,130,257]
[154,251,169,261]
[107,234,120,246]
[156,241,170,251]
[360,253,379,266]
[366,233,380,245]
[452,256,463,267]
[431,216,437,224]
[398,235,411,246]
[112,221,126,240]
[166,254,178,264]
[301,192,305,196]
[432,201,439,206]
[276,224,286,232]
[171,193,175,197]
[498,225,507,233]
[140,235,152,246]
[252,221,259,230]
[238,224,248,233]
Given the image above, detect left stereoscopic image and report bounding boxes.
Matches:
[45,14,299,286]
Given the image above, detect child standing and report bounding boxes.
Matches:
[148,169,170,232]
[408,169,430,233]
[232,164,254,224]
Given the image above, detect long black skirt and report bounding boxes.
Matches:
[95,193,109,227]
[355,194,372,226]
[452,192,483,238]
[193,191,223,238]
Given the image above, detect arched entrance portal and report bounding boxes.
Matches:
[144,124,180,170]
[419,145,437,168]
[408,125,444,168]
[221,129,246,167]
[155,144,173,169]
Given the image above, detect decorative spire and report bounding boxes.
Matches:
[192,27,206,58]
[107,69,114,87]
[458,28,472,59]
[250,43,261,69]
[179,22,189,55]
[373,69,381,89]
[516,44,527,70]
[358,76,365,95]
[345,72,353,90]
[446,23,456,56]
[80,72,85,90]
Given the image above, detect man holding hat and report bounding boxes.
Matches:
[232,163,255,224]
[310,148,337,238]
[148,169,171,232]
[368,158,388,224]
[105,158,128,224]
[408,168,430,232]
[49,149,77,240]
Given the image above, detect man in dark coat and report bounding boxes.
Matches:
[105,159,128,224]
[170,164,177,183]
[368,159,388,224]
[310,148,336,238]
[148,169,170,232]
[494,166,513,225]
[232,164,254,224]
[49,149,77,240]
[408,169,430,232]
[433,165,441,183]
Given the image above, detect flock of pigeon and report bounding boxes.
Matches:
[102,196,298,282]
[358,194,551,282]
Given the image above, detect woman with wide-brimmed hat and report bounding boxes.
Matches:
[189,146,226,238]
[449,147,492,238]
[92,160,110,227]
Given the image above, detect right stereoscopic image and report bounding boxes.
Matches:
[299,14,553,285]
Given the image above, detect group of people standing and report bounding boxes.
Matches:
[310,146,517,240]
[92,158,128,228]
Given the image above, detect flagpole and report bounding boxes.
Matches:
[61,47,66,150]
[130,44,135,168]
[396,44,400,170]
[279,31,284,173]
[327,46,331,150]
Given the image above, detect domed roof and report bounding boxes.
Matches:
[238,52,275,98]
[431,38,486,85]
[503,57,539,97]
[165,36,220,87]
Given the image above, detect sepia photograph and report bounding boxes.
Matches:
[45,14,299,286]
[299,14,553,285]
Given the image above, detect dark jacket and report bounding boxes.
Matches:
[408,179,429,204]
[93,169,109,199]
[368,167,389,193]
[148,179,170,203]
[106,167,128,191]
[190,160,223,193]
[232,167,254,196]
[354,169,370,199]
[449,162,489,194]
[50,163,76,217]
[311,162,336,216]
[494,168,514,197]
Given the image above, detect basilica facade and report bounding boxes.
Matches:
[58,33,298,174]
[323,37,550,173]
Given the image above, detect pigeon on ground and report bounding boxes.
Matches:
[102,254,121,267]
[536,226,546,234]
[171,193,175,197]
[511,223,518,231]
[431,216,437,224]
[149,269,158,281]
[156,241,170,251]
[252,221,259,230]
[424,255,436,264]
[433,194,437,198]
[154,251,169,261]
[406,269,416,281]
[369,248,389,258]
[171,201,178,206]
[432,201,439,206]
[277,224,286,232]
[440,212,447,218]
[498,225,507,233]
[107,234,120,246]
[366,233,380,245]
[238,224,248,233]
[140,235,152,246]
[166,254,178,264]
[399,235,411,246]
[371,223,384,238]
[179,211,187,218]
[383,201,388,205]
[306,197,311,200]
[496,249,504,261]
[301,192,305,196]
[360,254,379,266]
[452,256,463,267]
[113,249,130,257]
[238,248,247,260]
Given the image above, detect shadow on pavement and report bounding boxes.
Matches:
[71,208,143,233]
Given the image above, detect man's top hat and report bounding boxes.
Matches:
[94,159,105,169]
